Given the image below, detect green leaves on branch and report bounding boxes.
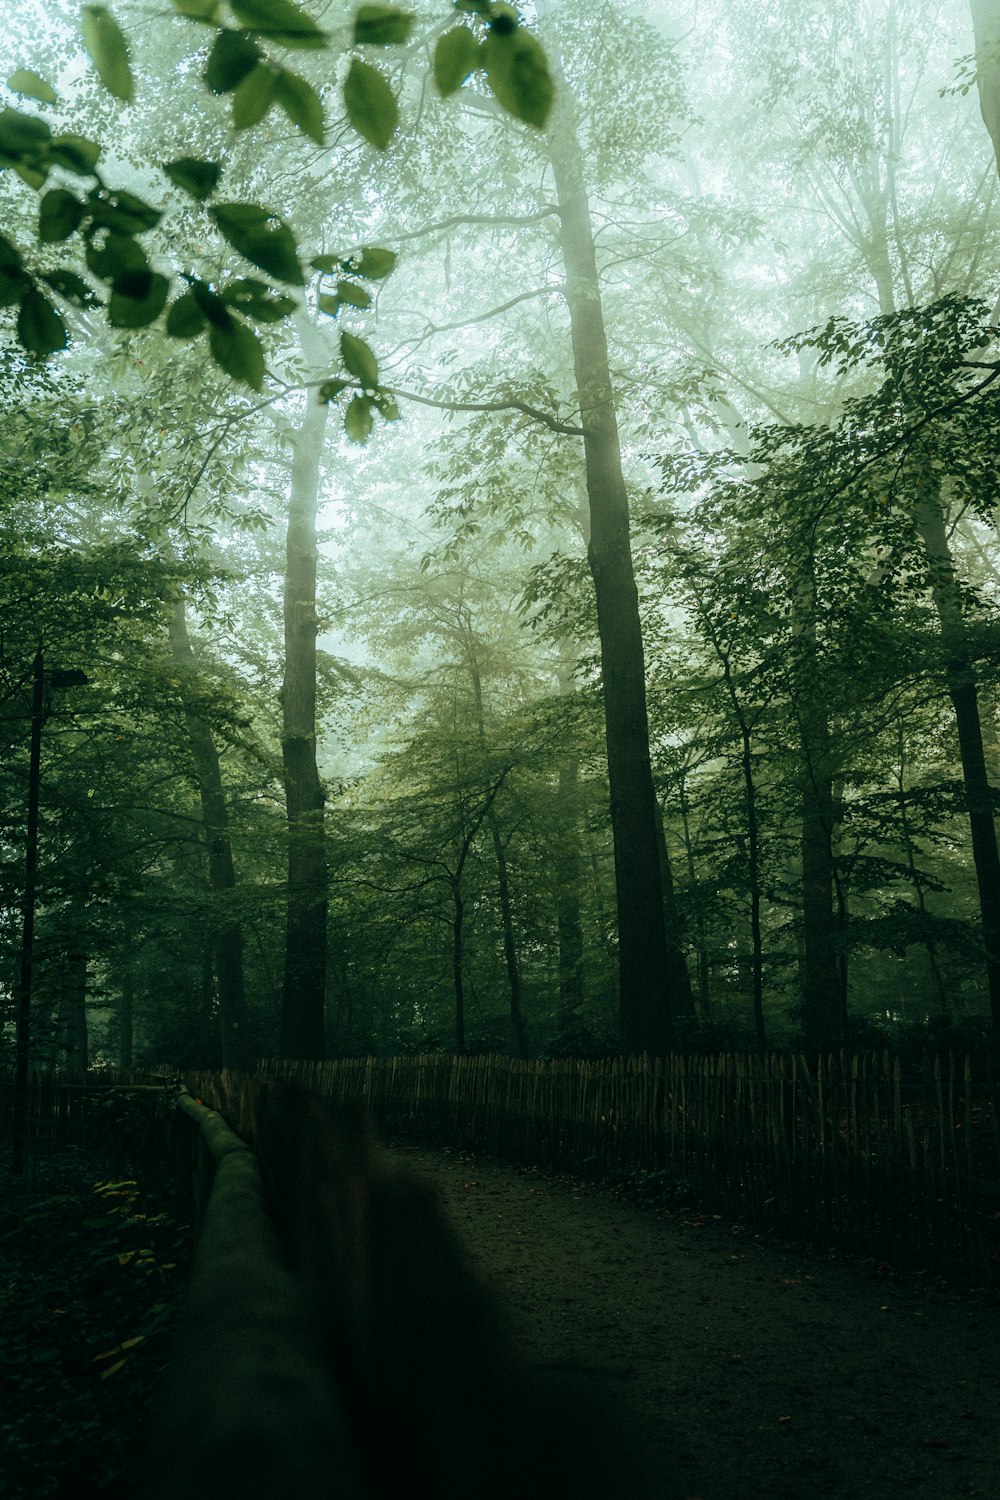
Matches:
[2,0,553,380]
[433,5,553,127]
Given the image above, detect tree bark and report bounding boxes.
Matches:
[555,756,585,1016]
[971,0,1000,176]
[470,662,528,1058]
[280,396,330,1059]
[168,599,250,1070]
[793,588,843,1048]
[452,886,466,1056]
[545,70,687,1054]
[56,946,88,1072]
[915,481,1000,1036]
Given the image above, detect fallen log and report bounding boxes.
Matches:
[150,1080,657,1499]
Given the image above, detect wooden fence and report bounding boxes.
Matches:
[5,1052,1000,1279]
[0,1069,172,1153]
[226,1051,1000,1280]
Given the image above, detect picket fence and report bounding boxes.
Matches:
[238,1051,1000,1279]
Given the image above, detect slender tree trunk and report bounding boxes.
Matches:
[546,69,687,1054]
[654,810,696,1021]
[119,935,135,1070]
[895,726,949,1011]
[676,776,711,1019]
[12,647,44,1174]
[168,600,250,1069]
[56,947,88,1072]
[470,663,528,1057]
[280,396,329,1058]
[915,480,1000,1035]
[452,885,466,1055]
[556,756,585,1015]
[793,591,842,1048]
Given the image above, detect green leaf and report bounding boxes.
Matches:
[209,319,265,388]
[17,288,68,356]
[345,393,374,441]
[221,276,297,321]
[7,69,57,104]
[482,26,552,128]
[38,189,85,243]
[165,291,206,336]
[310,254,340,273]
[353,6,414,45]
[171,0,219,18]
[0,268,28,308]
[228,0,326,48]
[82,6,134,102]
[191,278,235,328]
[40,269,99,307]
[318,377,349,402]
[434,26,480,96]
[355,245,396,278]
[13,161,48,188]
[212,202,303,284]
[85,232,149,283]
[204,30,262,93]
[232,63,278,129]
[342,58,397,149]
[340,329,378,386]
[0,232,24,272]
[373,387,400,420]
[88,188,162,234]
[163,156,222,200]
[107,271,169,327]
[322,280,372,314]
[274,69,325,144]
[0,108,51,157]
[49,133,101,174]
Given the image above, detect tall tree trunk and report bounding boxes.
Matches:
[654,811,696,1021]
[676,778,711,1018]
[470,663,528,1058]
[555,756,585,1015]
[895,726,949,1012]
[119,934,134,1070]
[915,480,1000,1035]
[545,62,687,1054]
[168,600,249,1070]
[280,396,330,1058]
[452,885,466,1055]
[793,589,842,1048]
[972,0,1000,176]
[56,947,88,1073]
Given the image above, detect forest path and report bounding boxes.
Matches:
[391,1142,1000,1500]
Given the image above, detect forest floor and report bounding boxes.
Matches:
[3,1135,1000,1499]
[394,1141,1000,1500]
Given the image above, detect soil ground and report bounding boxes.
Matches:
[394,1142,1000,1500]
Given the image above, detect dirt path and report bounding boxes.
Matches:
[392,1142,1000,1500]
